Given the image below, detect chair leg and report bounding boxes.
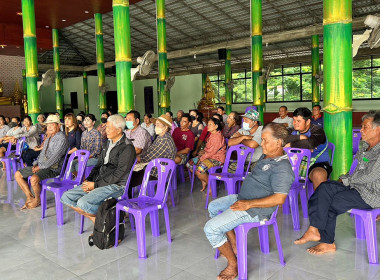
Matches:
[178,165,185,183]
[258,226,270,254]
[225,180,236,196]
[272,221,285,265]
[114,208,121,247]
[362,214,379,264]
[79,215,84,234]
[163,205,172,243]
[11,160,17,180]
[41,188,47,219]
[205,180,212,209]
[189,166,196,193]
[288,191,300,231]
[150,210,160,237]
[354,215,365,240]
[129,213,135,231]
[235,226,249,280]
[282,197,290,215]
[300,188,308,219]
[135,213,148,258]
[55,191,64,226]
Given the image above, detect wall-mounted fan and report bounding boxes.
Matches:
[259,63,274,84]
[38,69,55,90]
[315,71,323,85]
[165,76,175,91]
[131,50,156,81]
[353,15,380,57]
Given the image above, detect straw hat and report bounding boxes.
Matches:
[152,114,173,128]
[43,115,63,125]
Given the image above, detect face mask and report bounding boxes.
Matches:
[190,116,196,121]
[8,122,16,128]
[101,118,107,124]
[155,127,163,135]
[77,120,82,125]
[126,121,134,130]
[242,122,251,131]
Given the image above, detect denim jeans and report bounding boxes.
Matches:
[60,184,125,215]
[204,194,259,248]
[72,157,99,172]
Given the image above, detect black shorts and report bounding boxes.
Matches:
[308,161,333,181]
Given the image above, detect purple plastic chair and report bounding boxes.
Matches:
[84,165,94,179]
[307,142,335,199]
[114,158,175,258]
[205,144,254,209]
[41,150,90,226]
[283,148,311,230]
[353,129,361,156]
[346,159,380,264]
[188,165,222,193]
[175,153,190,187]
[215,208,285,280]
[1,137,26,181]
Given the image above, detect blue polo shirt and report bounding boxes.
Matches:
[238,153,294,219]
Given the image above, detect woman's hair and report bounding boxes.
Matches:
[166,111,173,118]
[85,114,97,123]
[101,112,110,118]
[144,113,152,119]
[12,117,21,126]
[23,116,33,124]
[209,117,223,132]
[64,113,79,135]
[0,115,5,123]
[230,111,241,126]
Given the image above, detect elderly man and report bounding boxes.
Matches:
[204,123,294,280]
[125,110,151,155]
[173,114,195,164]
[15,115,68,209]
[61,114,136,223]
[295,111,380,255]
[273,106,293,128]
[285,107,330,189]
[176,110,184,127]
[228,109,263,171]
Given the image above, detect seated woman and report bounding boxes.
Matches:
[189,109,204,143]
[0,115,10,139]
[141,113,155,137]
[76,114,85,132]
[165,111,178,134]
[36,114,46,135]
[73,114,102,171]
[187,118,226,192]
[16,116,40,166]
[223,111,241,139]
[0,117,22,169]
[96,112,109,145]
[128,114,177,197]
[64,113,82,155]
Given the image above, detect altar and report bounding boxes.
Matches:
[0,105,22,118]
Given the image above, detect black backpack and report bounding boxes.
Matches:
[88,198,126,249]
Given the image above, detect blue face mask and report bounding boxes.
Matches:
[126,121,134,130]
[242,122,251,131]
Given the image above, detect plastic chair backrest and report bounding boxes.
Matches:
[222,144,255,176]
[58,149,70,178]
[353,130,361,155]
[349,159,358,175]
[62,150,90,184]
[327,142,335,166]
[120,158,138,200]
[14,137,26,156]
[138,158,175,203]
[4,141,14,157]
[284,147,311,183]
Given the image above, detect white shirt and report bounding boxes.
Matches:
[273,116,293,128]
[235,126,263,162]
[141,122,155,137]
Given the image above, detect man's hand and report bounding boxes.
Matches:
[284,143,291,147]
[82,181,95,193]
[191,151,198,157]
[198,150,205,156]
[300,135,308,140]
[136,156,141,163]
[230,200,252,211]
[32,165,40,173]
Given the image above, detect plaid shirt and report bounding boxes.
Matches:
[80,128,102,158]
[140,132,176,177]
[35,131,68,169]
[96,123,107,145]
[341,141,380,208]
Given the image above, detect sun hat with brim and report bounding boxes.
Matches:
[241,109,261,124]
[43,115,63,125]
[152,114,173,128]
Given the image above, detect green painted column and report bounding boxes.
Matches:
[251,0,264,123]
[95,13,107,115]
[52,29,63,119]
[21,0,40,123]
[22,69,27,96]
[83,72,89,115]
[312,35,320,107]
[156,0,170,115]
[225,49,232,114]
[323,0,352,179]
[113,0,133,116]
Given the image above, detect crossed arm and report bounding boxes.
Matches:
[230,193,288,211]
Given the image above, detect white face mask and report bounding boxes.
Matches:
[242,122,251,131]
[155,127,163,135]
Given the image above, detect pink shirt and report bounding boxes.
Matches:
[200,131,226,163]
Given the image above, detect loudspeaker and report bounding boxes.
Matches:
[218,48,227,60]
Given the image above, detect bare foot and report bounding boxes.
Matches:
[307,243,336,255]
[217,264,238,280]
[294,226,320,245]
[376,215,380,221]
[200,181,207,192]
[27,199,41,209]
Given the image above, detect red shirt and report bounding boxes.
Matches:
[199,126,211,142]
[172,127,195,151]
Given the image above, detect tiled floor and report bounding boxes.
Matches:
[0,171,380,280]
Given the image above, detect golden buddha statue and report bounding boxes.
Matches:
[197,76,216,110]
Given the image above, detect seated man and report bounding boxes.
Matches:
[294,111,380,255]
[273,105,293,128]
[15,115,68,209]
[311,104,323,128]
[125,110,151,155]
[172,114,195,164]
[61,114,136,223]
[217,106,228,125]
[204,123,294,280]
[228,109,263,171]
[285,107,331,189]
[175,110,184,127]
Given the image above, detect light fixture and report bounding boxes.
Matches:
[16,12,22,16]
[84,11,89,14]
[16,46,20,48]
[0,45,6,49]
[45,25,50,28]
[62,19,66,22]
